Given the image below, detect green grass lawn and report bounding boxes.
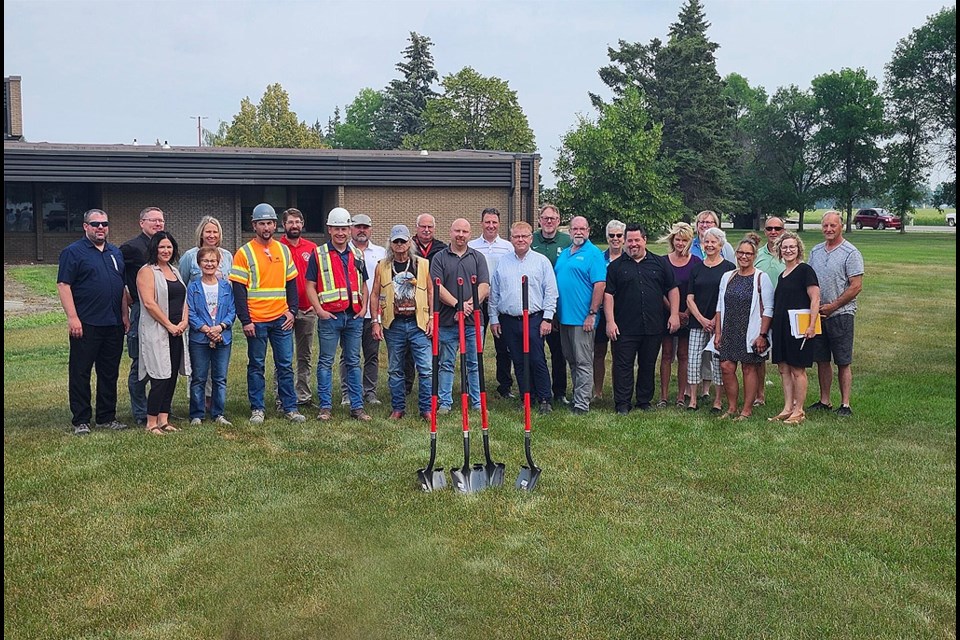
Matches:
[4,233,956,639]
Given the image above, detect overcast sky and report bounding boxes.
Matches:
[4,0,953,187]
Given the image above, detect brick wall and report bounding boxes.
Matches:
[6,76,23,139]
[4,182,537,263]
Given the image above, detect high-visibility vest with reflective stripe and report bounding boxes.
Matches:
[314,243,363,313]
[229,239,296,323]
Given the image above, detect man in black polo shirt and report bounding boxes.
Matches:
[604,224,680,414]
[120,206,166,425]
[430,218,489,412]
[57,209,129,435]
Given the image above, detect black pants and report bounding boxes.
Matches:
[68,324,125,426]
[544,328,567,401]
[611,334,663,411]
[499,312,550,402]
[481,300,514,395]
[147,336,184,416]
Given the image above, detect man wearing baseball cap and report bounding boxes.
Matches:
[370,224,435,420]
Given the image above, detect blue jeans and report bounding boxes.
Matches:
[382,316,432,414]
[126,304,148,422]
[189,340,232,419]
[246,316,296,413]
[438,324,480,409]
[317,312,363,409]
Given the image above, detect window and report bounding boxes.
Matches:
[240,185,327,234]
[41,183,96,233]
[5,182,34,232]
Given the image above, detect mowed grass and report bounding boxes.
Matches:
[4,233,956,639]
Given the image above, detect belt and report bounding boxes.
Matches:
[501,310,544,320]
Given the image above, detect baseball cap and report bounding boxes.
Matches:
[351,213,372,226]
[390,224,411,242]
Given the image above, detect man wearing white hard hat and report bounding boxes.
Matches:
[305,207,371,421]
[339,213,385,407]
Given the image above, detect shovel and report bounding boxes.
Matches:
[470,274,505,487]
[416,277,446,492]
[450,277,483,493]
[516,275,542,491]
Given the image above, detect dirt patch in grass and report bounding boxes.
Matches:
[4,267,62,318]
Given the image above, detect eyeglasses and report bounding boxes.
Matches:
[511,234,532,239]
[735,251,755,258]
[200,259,219,264]
[86,221,109,228]
[608,233,623,238]
[142,218,164,224]
[540,216,560,222]
[697,221,714,226]
[765,226,784,231]
[392,238,408,244]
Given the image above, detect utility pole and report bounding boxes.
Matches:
[192,115,208,146]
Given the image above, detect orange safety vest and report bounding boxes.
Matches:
[314,243,364,313]
[229,239,297,323]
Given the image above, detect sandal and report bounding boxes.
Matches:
[783,410,806,425]
[732,414,750,422]
[656,400,668,409]
[146,425,166,436]
[768,410,793,422]
[159,423,179,433]
[676,400,686,409]
[717,412,738,420]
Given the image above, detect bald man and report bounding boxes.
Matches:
[430,218,490,412]
[806,211,864,416]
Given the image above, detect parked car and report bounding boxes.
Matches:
[946,211,956,227]
[854,208,902,230]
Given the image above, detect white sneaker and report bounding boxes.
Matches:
[213,415,232,427]
[190,418,202,426]
[340,397,350,406]
[365,395,382,406]
[249,409,265,425]
[285,410,307,424]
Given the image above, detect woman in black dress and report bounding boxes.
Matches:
[769,232,820,424]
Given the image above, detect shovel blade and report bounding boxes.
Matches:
[450,467,481,494]
[486,462,506,487]
[515,465,542,492]
[417,466,446,492]
[471,463,490,490]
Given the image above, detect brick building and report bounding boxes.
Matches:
[3,141,540,264]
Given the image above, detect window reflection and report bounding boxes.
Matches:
[5,182,34,232]
[41,184,96,233]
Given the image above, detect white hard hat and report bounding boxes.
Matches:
[326,207,352,227]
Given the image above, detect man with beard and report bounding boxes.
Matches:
[554,216,605,414]
[604,224,680,414]
[58,209,129,435]
[278,208,319,408]
[231,204,306,425]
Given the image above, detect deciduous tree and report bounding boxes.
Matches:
[554,87,682,235]
[209,84,325,149]
[406,67,535,153]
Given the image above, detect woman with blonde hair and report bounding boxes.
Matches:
[769,232,820,424]
[179,216,233,286]
[656,222,700,407]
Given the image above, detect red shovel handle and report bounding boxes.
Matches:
[457,277,469,434]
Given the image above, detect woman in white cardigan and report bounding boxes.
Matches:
[713,236,773,420]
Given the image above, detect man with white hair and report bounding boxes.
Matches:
[554,216,606,414]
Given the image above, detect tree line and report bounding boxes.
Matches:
[206,1,955,234]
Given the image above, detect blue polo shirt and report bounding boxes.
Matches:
[555,240,606,326]
[57,237,126,326]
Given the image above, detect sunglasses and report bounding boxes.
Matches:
[608,233,623,238]
[765,226,784,231]
[86,221,109,228]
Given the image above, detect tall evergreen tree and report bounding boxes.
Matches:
[375,32,439,149]
[593,0,739,216]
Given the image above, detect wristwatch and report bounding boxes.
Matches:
[759,332,768,339]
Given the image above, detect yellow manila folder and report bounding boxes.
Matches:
[788,309,822,339]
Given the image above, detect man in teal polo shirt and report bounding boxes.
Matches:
[531,204,572,404]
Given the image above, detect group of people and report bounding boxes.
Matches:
[57,202,863,436]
